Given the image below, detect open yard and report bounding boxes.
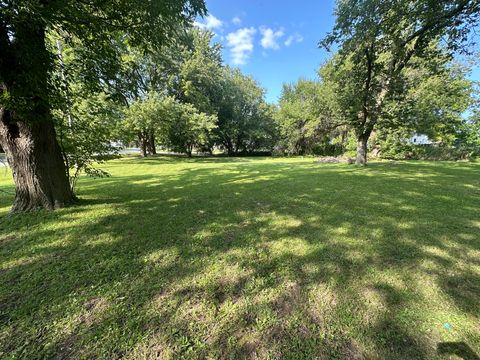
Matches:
[0,157,479,359]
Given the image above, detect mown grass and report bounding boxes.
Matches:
[0,156,479,359]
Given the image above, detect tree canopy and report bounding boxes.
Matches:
[321,0,480,164]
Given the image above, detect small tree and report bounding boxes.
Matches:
[123,94,171,157]
[55,91,121,193]
[162,101,217,157]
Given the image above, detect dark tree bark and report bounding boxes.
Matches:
[223,138,234,156]
[0,108,74,211]
[0,15,74,212]
[147,131,157,155]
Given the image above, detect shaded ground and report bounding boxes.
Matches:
[0,156,479,359]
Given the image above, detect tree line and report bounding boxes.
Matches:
[1,0,479,212]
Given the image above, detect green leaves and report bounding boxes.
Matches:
[276,78,345,155]
[318,0,479,162]
[123,94,217,156]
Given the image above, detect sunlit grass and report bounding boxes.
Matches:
[1,156,479,358]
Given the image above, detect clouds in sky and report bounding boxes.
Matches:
[197,14,303,65]
[226,27,257,65]
[284,33,304,47]
[259,27,284,50]
[194,14,223,31]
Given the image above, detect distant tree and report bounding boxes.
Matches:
[456,108,480,157]
[0,0,206,211]
[276,78,344,155]
[321,0,480,165]
[100,32,192,156]
[216,68,277,155]
[123,94,172,157]
[162,101,217,157]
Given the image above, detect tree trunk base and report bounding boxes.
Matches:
[355,135,368,165]
[0,114,75,212]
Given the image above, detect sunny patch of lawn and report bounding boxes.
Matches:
[0,156,479,359]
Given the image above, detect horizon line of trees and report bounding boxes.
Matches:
[1,0,480,212]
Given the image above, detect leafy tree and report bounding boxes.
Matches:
[0,0,206,211]
[386,62,472,143]
[216,68,277,155]
[162,101,217,157]
[48,33,122,193]
[175,30,223,115]
[321,0,480,165]
[123,93,166,157]
[456,107,480,157]
[276,78,345,155]
[55,91,120,193]
[123,94,216,157]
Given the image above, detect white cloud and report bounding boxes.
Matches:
[284,33,304,47]
[232,17,242,25]
[226,27,256,65]
[260,27,284,50]
[194,14,223,31]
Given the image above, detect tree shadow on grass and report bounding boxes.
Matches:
[0,160,479,358]
[438,342,480,360]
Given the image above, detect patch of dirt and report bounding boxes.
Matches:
[273,281,302,316]
[79,297,108,326]
[335,338,365,360]
[316,156,355,164]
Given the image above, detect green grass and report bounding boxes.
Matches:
[1,156,479,359]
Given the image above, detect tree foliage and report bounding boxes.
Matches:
[321,0,480,164]
[275,78,345,155]
[215,67,277,155]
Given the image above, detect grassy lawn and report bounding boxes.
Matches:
[0,156,479,359]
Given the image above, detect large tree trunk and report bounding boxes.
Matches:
[0,14,74,212]
[356,133,369,165]
[0,110,74,211]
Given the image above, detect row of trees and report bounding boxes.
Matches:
[55,28,277,161]
[1,0,480,212]
[275,48,476,158]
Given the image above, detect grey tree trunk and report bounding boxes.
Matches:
[148,131,156,155]
[138,132,148,157]
[356,134,368,165]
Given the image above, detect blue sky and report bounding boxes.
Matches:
[195,0,479,104]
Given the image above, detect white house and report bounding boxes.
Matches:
[408,133,433,145]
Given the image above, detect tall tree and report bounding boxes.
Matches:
[216,68,276,155]
[0,0,206,211]
[321,0,480,164]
